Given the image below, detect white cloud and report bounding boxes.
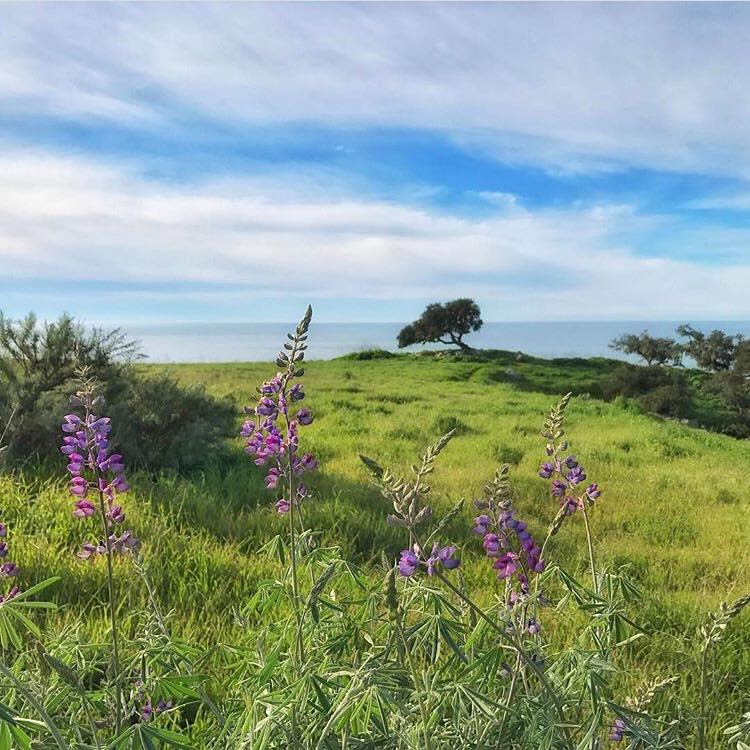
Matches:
[2,150,750,321]
[2,4,750,176]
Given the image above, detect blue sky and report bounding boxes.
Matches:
[2,2,750,323]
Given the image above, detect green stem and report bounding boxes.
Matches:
[136,557,225,725]
[97,488,122,734]
[580,502,598,595]
[433,569,570,745]
[394,604,432,750]
[0,662,69,750]
[698,642,709,750]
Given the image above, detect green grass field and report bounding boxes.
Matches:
[2,352,748,743]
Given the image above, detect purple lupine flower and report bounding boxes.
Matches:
[61,415,82,433]
[0,524,6,538]
[473,483,545,597]
[73,499,96,518]
[256,398,277,417]
[483,533,501,556]
[77,542,99,560]
[438,545,460,570]
[538,462,555,479]
[493,553,518,579]
[242,308,317,516]
[70,477,88,497]
[586,483,601,501]
[551,479,566,497]
[398,549,419,577]
[301,453,318,472]
[473,514,491,534]
[0,563,17,578]
[62,390,138,562]
[527,618,541,635]
[297,408,313,426]
[567,466,586,485]
[260,375,282,395]
[564,455,578,469]
[609,719,625,742]
[265,468,280,489]
[562,496,579,515]
[0,518,21,601]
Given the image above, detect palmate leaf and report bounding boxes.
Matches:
[109,723,194,750]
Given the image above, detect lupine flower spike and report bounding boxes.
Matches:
[538,393,601,534]
[361,431,461,578]
[61,373,138,560]
[241,306,318,517]
[0,517,20,604]
[473,464,544,606]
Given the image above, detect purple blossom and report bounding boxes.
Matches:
[62,393,137,563]
[256,398,277,417]
[241,308,317,516]
[297,408,313,426]
[586,483,601,501]
[538,462,555,479]
[73,499,96,518]
[527,618,541,635]
[493,553,518,580]
[567,466,586,485]
[398,549,420,577]
[265,468,280,490]
[473,514,491,534]
[551,479,567,497]
[438,545,460,570]
[0,517,21,601]
[609,719,625,742]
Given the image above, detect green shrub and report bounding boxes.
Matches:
[0,312,234,472]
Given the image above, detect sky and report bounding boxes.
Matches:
[3,2,750,324]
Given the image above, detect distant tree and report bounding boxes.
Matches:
[609,331,682,366]
[397,299,482,351]
[677,324,741,372]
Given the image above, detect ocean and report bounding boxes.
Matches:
[123,321,750,363]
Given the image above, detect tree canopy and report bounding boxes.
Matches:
[397,299,482,351]
[677,324,742,372]
[609,331,682,366]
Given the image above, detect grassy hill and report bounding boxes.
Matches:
[1,351,748,743]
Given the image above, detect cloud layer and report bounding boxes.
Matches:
[2,150,750,321]
[1,3,750,322]
[3,3,750,176]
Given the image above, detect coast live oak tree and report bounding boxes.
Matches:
[610,331,682,366]
[677,324,742,372]
[397,298,483,352]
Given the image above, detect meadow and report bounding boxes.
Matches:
[1,343,748,747]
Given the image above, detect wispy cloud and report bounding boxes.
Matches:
[1,3,749,322]
[2,150,750,321]
[3,3,750,176]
